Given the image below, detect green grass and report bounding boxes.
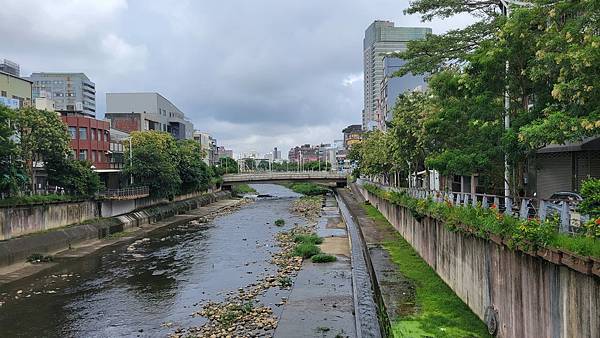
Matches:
[287,182,329,196]
[0,194,80,207]
[232,184,257,196]
[550,234,600,257]
[293,233,324,245]
[311,254,337,263]
[293,242,321,258]
[274,219,285,226]
[363,203,491,338]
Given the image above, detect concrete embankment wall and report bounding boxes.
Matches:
[0,191,229,268]
[355,184,599,338]
[0,190,216,241]
[0,200,99,241]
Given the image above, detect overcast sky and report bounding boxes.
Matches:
[1,0,472,156]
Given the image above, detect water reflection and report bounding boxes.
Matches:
[0,184,303,337]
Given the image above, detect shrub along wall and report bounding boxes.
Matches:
[355,184,599,338]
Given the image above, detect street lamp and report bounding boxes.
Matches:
[126,137,133,185]
[498,0,535,199]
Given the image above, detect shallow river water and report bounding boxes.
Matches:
[0,184,305,338]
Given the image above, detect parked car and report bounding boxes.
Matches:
[548,191,582,208]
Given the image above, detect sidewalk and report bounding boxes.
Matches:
[274,195,356,338]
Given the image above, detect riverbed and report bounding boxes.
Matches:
[0,184,305,337]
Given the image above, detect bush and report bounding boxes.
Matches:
[293,242,321,258]
[579,178,600,219]
[232,184,257,196]
[0,194,76,207]
[288,183,329,196]
[311,254,337,263]
[274,219,285,226]
[293,233,323,244]
[362,183,600,257]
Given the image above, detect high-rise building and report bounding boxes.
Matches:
[26,73,96,117]
[105,92,193,140]
[363,21,431,130]
[378,56,427,128]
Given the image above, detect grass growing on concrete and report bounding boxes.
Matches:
[362,203,491,338]
[311,253,337,263]
[293,242,321,258]
[293,233,324,245]
[232,184,257,196]
[274,219,285,226]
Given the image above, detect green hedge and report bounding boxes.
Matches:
[363,183,600,258]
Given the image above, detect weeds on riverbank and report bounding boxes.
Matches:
[286,182,329,196]
[311,254,337,263]
[362,203,490,338]
[274,219,285,226]
[293,233,323,244]
[293,242,321,258]
[232,183,257,196]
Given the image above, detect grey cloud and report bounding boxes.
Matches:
[1,0,473,155]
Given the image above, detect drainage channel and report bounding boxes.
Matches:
[335,191,387,338]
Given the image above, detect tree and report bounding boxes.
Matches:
[124,131,181,198]
[219,157,239,174]
[45,157,103,196]
[177,139,212,193]
[394,0,506,76]
[13,107,71,192]
[0,105,26,195]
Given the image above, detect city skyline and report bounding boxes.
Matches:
[0,0,473,154]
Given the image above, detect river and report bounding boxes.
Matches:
[0,184,305,337]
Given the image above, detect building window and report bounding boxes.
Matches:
[0,90,6,97]
[79,150,87,161]
[90,128,96,140]
[69,126,77,139]
[79,127,87,140]
[92,151,96,162]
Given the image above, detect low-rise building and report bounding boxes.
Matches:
[288,144,319,163]
[0,70,32,109]
[193,131,212,164]
[61,114,111,169]
[106,92,193,140]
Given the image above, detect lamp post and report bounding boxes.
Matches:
[128,137,133,185]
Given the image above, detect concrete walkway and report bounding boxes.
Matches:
[275,196,356,338]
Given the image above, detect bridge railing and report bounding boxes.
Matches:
[356,178,587,234]
[223,171,347,182]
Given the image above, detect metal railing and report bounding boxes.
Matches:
[223,171,347,182]
[357,178,587,234]
[98,186,150,200]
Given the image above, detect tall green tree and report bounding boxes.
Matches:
[13,107,71,192]
[0,105,26,195]
[124,131,181,198]
[45,157,103,196]
[219,157,239,174]
[177,139,212,193]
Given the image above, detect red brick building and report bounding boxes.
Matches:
[61,115,110,169]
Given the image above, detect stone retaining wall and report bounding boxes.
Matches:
[0,191,230,268]
[355,184,599,338]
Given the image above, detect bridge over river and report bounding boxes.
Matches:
[222,171,348,187]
